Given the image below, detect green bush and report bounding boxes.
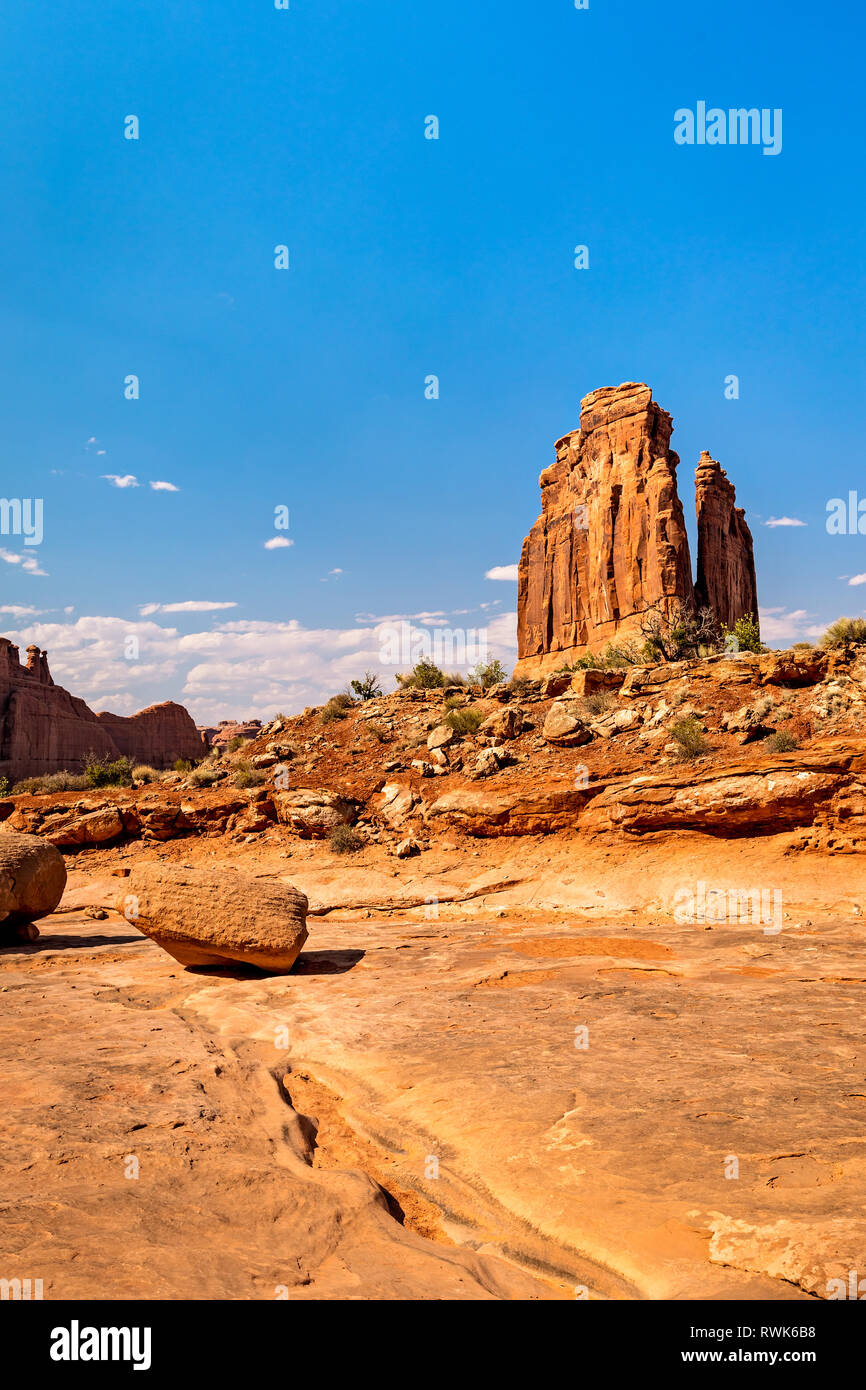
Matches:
[819,617,866,649]
[396,660,448,689]
[721,613,763,655]
[232,760,267,789]
[329,824,364,854]
[84,755,134,788]
[442,707,484,736]
[468,658,506,690]
[763,730,798,752]
[669,717,708,761]
[0,775,9,798]
[173,758,193,773]
[226,735,247,753]
[349,671,382,701]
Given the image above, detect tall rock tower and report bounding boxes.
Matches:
[514,383,758,677]
[515,382,694,677]
[693,451,759,633]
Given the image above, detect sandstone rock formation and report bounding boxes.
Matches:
[515,383,758,675]
[0,636,205,784]
[694,450,759,632]
[119,863,308,972]
[0,830,67,936]
[273,788,360,838]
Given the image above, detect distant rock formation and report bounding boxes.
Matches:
[515,383,758,676]
[694,450,759,633]
[0,637,206,784]
[199,719,263,749]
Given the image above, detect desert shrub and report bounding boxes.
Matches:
[232,760,267,789]
[321,692,356,724]
[600,639,649,668]
[365,722,391,743]
[763,730,798,752]
[443,707,484,736]
[131,764,161,784]
[0,775,9,797]
[396,660,448,689]
[329,824,364,854]
[507,676,535,698]
[721,613,764,655]
[581,691,615,717]
[187,766,224,788]
[752,695,774,719]
[669,716,708,761]
[12,770,89,794]
[226,735,247,753]
[173,758,193,773]
[349,671,382,701]
[468,658,506,690]
[819,617,866,649]
[642,602,720,663]
[85,755,134,788]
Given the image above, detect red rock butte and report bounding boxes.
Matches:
[0,637,206,783]
[515,382,758,677]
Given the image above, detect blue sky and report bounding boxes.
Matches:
[1,0,863,720]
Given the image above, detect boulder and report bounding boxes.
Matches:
[473,746,507,778]
[273,788,359,838]
[118,863,308,972]
[375,783,422,828]
[0,830,67,937]
[569,669,626,698]
[542,702,592,746]
[427,724,456,751]
[479,707,523,740]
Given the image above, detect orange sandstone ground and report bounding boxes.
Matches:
[3,647,866,1300]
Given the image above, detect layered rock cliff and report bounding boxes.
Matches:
[515,383,757,675]
[0,637,205,783]
[694,450,759,632]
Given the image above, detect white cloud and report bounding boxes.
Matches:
[264,536,293,550]
[763,517,807,528]
[150,480,179,492]
[0,604,47,618]
[847,575,866,587]
[485,564,519,581]
[758,607,825,643]
[102,474,139,488]
[138,601,238,616]
[0,608,522,724]
[0,548,48,577]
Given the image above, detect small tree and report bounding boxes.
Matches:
[349,671,382,701]
[468,657,506,690]
[641,601,718,662]
[721,613,763,655]
[396,660,447,689]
